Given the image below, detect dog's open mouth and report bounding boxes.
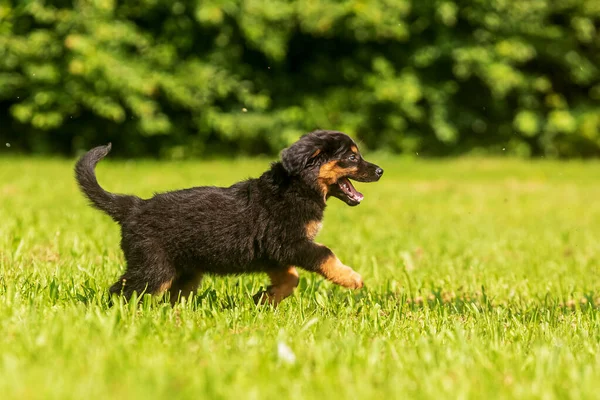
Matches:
[337,177,363,204]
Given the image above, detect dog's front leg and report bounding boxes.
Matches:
[285,241,363,289]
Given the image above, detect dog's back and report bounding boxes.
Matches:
[121,183,265,274]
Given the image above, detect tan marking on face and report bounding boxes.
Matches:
[254,266,300,306]
[311,149,321,158]
[306,220,323,240]
[318,161,343,186]
[350,145,358,153]
[317,161,358,196]
[318,255,363,289]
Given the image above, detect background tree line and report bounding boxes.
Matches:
[0,0,599,158]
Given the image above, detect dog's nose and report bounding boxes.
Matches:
[375,168,384,177]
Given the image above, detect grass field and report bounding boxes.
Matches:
[1,154,599,399]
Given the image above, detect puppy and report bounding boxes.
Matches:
[75,130,383,305]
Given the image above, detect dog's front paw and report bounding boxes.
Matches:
[319,256,365,289]
[333,266,363,290]
[346,269,364,289]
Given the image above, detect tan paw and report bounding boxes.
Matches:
[345,269,364,289]
[333,266,364,289]
[351,271,364,289]
[319,255,365,289]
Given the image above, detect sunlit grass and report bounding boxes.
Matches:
[1,155,599,399]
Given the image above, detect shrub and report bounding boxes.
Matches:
[0,0,599,157]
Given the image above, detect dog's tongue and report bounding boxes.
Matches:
[340,178,364,201]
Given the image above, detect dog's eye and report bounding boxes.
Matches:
[348,154,358,162]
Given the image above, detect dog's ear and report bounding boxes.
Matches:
[281,139,323,176]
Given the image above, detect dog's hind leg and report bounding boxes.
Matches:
[253,266,300,306]
[109,252,176,300]
[167,270,204,304]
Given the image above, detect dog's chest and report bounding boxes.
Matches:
[305,220,323,241]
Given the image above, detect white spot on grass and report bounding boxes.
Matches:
[277,342,296,364]
[5,143,10,147]
[242,108,248,112]
[299,317,319,333]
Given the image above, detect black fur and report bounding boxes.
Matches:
[75,130,383,303]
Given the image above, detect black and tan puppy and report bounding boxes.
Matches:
[75,130,383,305]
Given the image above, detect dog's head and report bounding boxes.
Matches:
[280,130,383,206]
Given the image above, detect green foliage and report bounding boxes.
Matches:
[0,0,599,157]
[1,156,600,397]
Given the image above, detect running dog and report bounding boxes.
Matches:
[75,130,383,305]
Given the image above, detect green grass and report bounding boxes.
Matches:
[1,155,599,399]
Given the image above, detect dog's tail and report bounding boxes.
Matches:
[75,143,141,223]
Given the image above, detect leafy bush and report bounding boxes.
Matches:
[1,0,599,157]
